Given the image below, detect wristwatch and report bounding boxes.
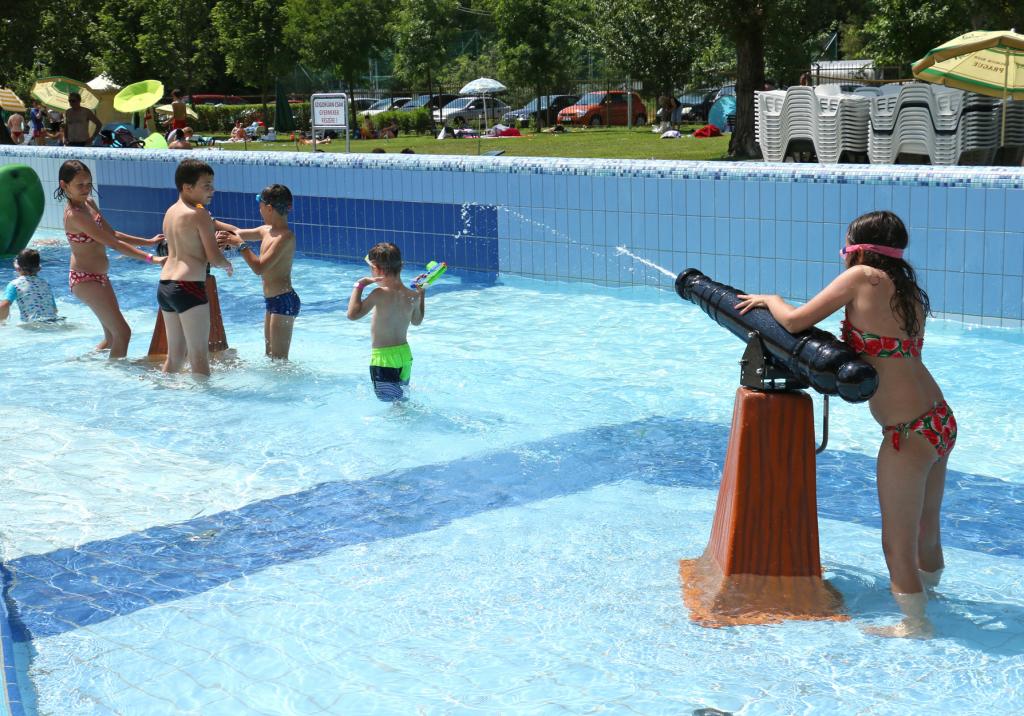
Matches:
[237,242,251,252]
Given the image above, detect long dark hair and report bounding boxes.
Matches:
[845,211,931,337]
[53,160,92,201]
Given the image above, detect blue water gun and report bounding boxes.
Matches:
[411,260,447,289]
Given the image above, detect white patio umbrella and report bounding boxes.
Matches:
[459,78,508,153]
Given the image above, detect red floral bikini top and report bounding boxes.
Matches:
[841,319,923,358]
[66,212,104,244]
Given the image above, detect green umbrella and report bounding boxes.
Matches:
[114,80,165,113]
[274,80,296,133]
[30,76,99,111]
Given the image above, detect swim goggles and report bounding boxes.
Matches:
[840,243,904,259]
[256,194,291,215]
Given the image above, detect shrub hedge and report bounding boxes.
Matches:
[190,103,436,137]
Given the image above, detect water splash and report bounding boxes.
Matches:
[615,246,676,279]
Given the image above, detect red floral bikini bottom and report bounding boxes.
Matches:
[883,400,957,458]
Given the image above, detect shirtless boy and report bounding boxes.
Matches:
[347,242,425,401]
[159,159,233,375]
[218,185,299,359]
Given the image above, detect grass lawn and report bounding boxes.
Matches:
[215,126,731,161]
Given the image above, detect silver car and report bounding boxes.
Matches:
[433,96,511,125]
[360,97,412,119]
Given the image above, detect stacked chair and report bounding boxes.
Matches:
[866,84,1021,165]
[755,86,870,164]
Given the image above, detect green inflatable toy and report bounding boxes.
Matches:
[0,164,45,258]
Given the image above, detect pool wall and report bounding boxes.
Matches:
[1,146,1023,326]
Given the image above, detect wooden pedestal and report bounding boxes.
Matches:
[679,387,847,627]
[147,275,229,359]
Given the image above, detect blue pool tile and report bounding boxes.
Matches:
[730,180,745,218]
[964,231,985,273]
[891,185,910,220]
[985,188,1006,232]
[806,183,823,222]
[943,187,966,230]
[670,178,686,215]
[1004,233,1024,276]
[925,229,945,271]
[775,182,791,221]
[856,182,874,216]
[983,232,1005,275]
[964,188,986,231]
[963,273,983,315]
[945,230,965,271]
[685,179,701,216]
[982,274,1004,317]
[775,220,792,258]
[942,272,964,314]
[872,184,893,212]
[1002,275,1023,319]
[807,223,824,262]
[759,258,774,291]
[1007,190,1024,232]
[700,218,716,255]
[715,181,730,218]
[744,181,758,220]
[658,216,674,252]
[728,218,743,256]
[790,259,807,299]
[791,181,807,220]
[791,222,809,259]
[761,220,776,257]
[908,185,929,228]
[760,181,776,220]
[644,177,659,214]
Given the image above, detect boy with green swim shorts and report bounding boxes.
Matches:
[347,242,425,401]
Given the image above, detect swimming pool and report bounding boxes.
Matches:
[1,231,1022,715]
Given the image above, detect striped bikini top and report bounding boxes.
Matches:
[66,212,104,244]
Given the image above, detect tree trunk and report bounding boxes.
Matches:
[730,10,765,159]
[535,84,543,132]
[427,68,436,133]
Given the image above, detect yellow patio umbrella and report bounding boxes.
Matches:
[113,80,165,113]
[912,29,1024,146]
[0,87,26,113]
[30,76,99,111]
[154,103,198,120]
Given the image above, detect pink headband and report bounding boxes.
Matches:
[841,243,904,259]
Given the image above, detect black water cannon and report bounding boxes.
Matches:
[676,269,878,403]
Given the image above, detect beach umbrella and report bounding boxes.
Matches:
[912,29,1024,146]
[459,78,508,152]
[274,80,296,133]
[30,76,99,110]
[154,103,198,120]
[0,87,26,113]
[114,80,165,113]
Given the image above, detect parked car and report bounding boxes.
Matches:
[433,96,512,125]
[557,91,647,126]
[400,93,461,113]
[360,97,411,118]
[187,94,246,106]
[502,94,579,128]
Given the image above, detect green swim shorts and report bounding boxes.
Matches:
[369,343,413,401]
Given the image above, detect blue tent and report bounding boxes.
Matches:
[709,96,736,132]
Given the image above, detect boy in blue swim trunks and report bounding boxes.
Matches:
[347,242,425,401]
[218,185,299,359]
[0,249,61,323]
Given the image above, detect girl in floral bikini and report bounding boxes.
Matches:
[735,210,955,638]
[57,160,166,358]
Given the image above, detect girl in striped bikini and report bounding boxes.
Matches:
[57,160,165,358]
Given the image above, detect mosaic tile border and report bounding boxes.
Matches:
[0,582,26,716]
[1,145,1023,189]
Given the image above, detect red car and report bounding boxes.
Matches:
[558,91,647,126]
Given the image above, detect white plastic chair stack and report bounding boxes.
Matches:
[755,86,869,163]
[868,85,965,164]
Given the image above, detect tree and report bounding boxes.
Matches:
[493,0,578,130]
[211,0,294,108]
[283,0,389,127]
[588,0,696,105]
[389,0,459,127]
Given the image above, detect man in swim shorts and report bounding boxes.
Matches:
[158,159,233,375]
[63,93,101,147]
[218,184,300,359]
[347,242,426,401]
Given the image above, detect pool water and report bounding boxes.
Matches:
[1,231,1022,715]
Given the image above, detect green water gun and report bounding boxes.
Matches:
[411,260,447,289]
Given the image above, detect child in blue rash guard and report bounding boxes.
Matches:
[346,242,426,401]
[0,249,60,323]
